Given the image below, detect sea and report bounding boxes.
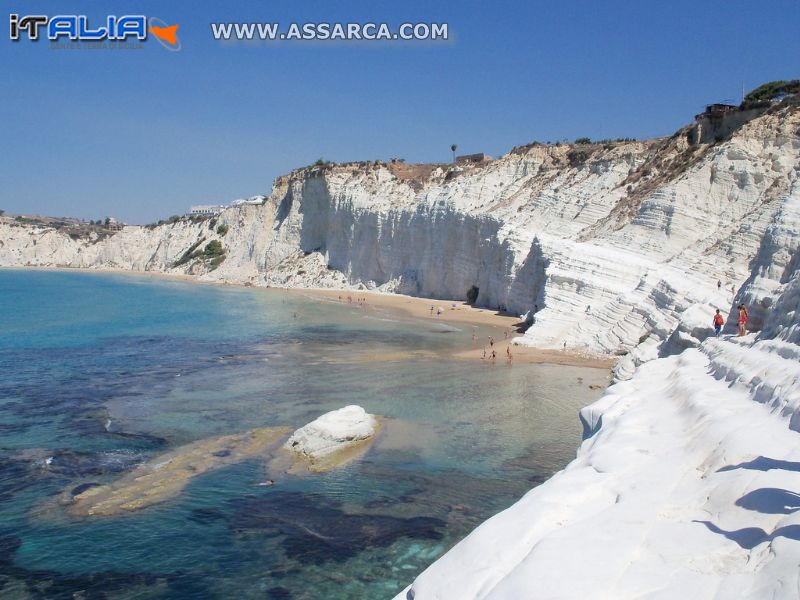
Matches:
[0,269,609,599]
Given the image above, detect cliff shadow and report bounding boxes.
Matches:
[694,520,800,550]
[735,488,800,515]
[506,237,549,331]
[718,456,800,474]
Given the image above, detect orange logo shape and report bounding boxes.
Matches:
[148,17,180,51]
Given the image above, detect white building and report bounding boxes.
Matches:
[230,196,265,207]
[188,205,227,218]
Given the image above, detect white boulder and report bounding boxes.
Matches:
[285,405,378,462]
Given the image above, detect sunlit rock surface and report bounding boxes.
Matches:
[285,405,379,471]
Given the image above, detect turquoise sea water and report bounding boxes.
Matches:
[0,269,608,599]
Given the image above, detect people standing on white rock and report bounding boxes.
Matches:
[717,280,722,291]
[713,309,724,336]
[737,304,749,336]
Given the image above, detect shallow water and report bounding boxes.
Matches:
[0,269,609,599]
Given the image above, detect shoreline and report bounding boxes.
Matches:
[1,265,616,371]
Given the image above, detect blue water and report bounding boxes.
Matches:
[0,269,609,599]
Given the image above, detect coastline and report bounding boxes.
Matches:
[3,265,615,371]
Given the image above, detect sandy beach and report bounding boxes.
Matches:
[291,288,616,370]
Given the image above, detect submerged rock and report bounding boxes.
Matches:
[230,491,444,564]
[69,426,289,516]
[284,405,379,471]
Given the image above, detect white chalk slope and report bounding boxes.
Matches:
[398,183,800,598]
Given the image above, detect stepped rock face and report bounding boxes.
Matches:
[1,106,799,380]
[396,173,800,600]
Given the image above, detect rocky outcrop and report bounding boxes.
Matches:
[285,406,379,471]
[2,105,798,379]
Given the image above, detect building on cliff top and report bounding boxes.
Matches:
[455,153,492,165]
[187,205,227,218]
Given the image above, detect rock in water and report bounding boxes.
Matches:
[285,405,379,471]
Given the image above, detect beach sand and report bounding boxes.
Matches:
[290,288,615,371]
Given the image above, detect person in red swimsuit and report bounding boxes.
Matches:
[737,304,748,336]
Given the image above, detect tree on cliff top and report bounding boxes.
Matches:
[741,80,800,109]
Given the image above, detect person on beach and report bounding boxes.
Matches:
[437,306,443,317]
[482,347,486,359]
[563,341,567,351]
[717,280,722,291]
[506,345,513,363]
[737,304,748,336]
[489,336,494,347]
[430,305,434,315]
[472,332,477,343]
[713,309,724,336]
[491,350,496,361]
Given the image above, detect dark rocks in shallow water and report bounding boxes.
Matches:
[267,586,293,599]
[0,459,35,503]
[0,535,21,562]
[0,534,167,600]
[44,450,145,478]
[70,482,100,497]
[188,507,228,524]
[230,492,445,565]
[102,430,168,449]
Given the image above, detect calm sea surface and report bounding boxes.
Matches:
[0,269,608,599]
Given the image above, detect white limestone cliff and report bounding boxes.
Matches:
[397,184,800,599]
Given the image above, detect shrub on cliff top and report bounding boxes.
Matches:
[741,80,800,109]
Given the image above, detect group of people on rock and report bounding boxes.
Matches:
[712,303,749,337]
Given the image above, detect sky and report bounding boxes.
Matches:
[1,0,798,224]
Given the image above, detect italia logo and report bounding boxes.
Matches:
[9,14,181,50]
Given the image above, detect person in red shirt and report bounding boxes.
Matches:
[713,309,724,336]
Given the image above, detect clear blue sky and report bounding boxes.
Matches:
[2,0,798,223]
